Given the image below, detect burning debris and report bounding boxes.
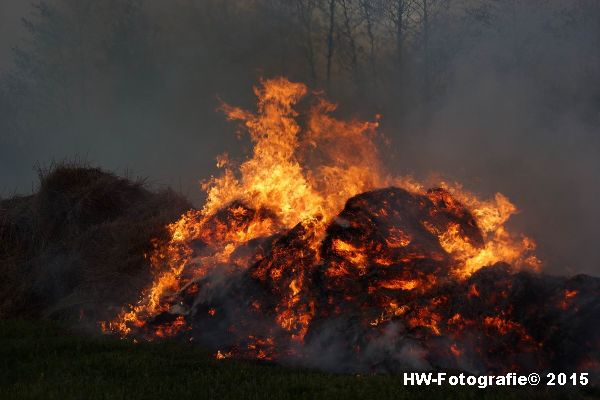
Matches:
[102,78,599,374]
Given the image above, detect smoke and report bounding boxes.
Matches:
[0,0,599,275]
[294,320,432,373]
[0,1,27,70]
[396,3,600,275]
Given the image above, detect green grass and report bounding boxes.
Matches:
[0,320,596,400]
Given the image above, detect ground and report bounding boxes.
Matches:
[0,320,596,400]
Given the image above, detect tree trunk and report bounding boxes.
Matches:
[326,0,336,86]
[395,0,404,69]
[296,0,318,82]
[341,0,358,80]
[422,0,430,103]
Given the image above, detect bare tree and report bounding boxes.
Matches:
[339,0,359,80]
[421,0,430,100]
[394,0,406,68]
[295,0,320,82]
[325,0,336,85]
[359,0,378,77]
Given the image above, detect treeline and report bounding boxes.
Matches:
[0,0,599,188]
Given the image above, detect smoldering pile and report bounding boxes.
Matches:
[0,164,190,323]
[139,187,600,374]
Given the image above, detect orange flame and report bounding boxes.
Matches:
[103,77,541,347]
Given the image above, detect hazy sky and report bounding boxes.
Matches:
[0,0,27,70]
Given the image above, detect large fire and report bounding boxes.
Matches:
[102,78,599,373]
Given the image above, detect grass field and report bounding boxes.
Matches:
[0,320,596,400]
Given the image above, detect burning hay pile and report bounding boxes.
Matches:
[110,186,600,374]
[1,78,596,375]
[99,78,599,374]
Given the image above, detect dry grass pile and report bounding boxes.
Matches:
[0,163,190,325]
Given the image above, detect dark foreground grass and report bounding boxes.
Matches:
[0,320,596,400]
